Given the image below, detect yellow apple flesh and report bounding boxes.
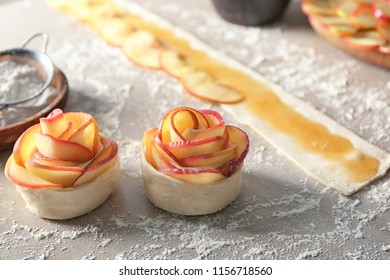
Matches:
[25,160,84,188]
[159,49,195,79]
[99,17,134,47]
[34,133,95,162]
[13,124,41,167]
[73,137,118,186]
[181,144,238,168]
[40,108,70,138]
[181,70,244,104]
[122,30,163,69]
[166,136,227,160]
[5,156,62,189]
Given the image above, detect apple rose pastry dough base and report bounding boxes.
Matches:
[15,159,120,220]
[141,154,241,216]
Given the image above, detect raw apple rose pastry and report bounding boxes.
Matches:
[4,109,120,220]
[141,107,249,215]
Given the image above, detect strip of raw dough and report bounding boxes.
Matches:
[115,0,390,195]
[59,0,388,195]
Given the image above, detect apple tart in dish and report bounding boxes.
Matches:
[141,107,249,215]
[4,109,120,220]
[302,0,390,68]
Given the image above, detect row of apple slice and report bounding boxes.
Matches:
[302,0,390,53]
[55,0,244,105]
[5,109,118,189]
[142,107,249,184]
[121,29,243,104]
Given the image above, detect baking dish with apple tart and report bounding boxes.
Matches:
[302,0,390,68]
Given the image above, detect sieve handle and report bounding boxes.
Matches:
[21,33,50,54]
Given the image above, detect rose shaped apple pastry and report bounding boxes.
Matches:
[4,109,120,220]
[141,107,249,215]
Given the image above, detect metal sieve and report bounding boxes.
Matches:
[0,33,55,107]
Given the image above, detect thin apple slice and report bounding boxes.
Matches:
[193,110,226,139]
[375,1,390,21]
[344,30,386,49]
[337,1,358,18]
[142,128,157,163]
[81,137,115,167]
[351,4,377,29]
[67,0,108,17]
[13,124,41,167]
[199,109,225,126]
[5,156,62,189]
[143,128,180,169]
[61,112,93,140]
[181,144,237,168]
[218,125,250,176]
[86,3,127,31]
[73,138,118,186]
[192,124,225,140]
[313,15,357,36]
[181,70,213,86]
[159,49,195,78]
[67,0,108,22]
[99,17,135,47]
[32,151,82,167]
[379,44,390,53]
[67,3,90,22]
[149,141,178,169]
[181,70,244,104]
[25,160,84,188]
[58,122,73,139]
[181,127,206,140]
[377,18,390,41]
[67,117,99,153]
[225,125,250,158]
[302,1,337,16]
[40,109,69,138]
[158,107,209,143]
[329,24,359,35]
[153,133,180,163]
[159,168,225,184]
[166,136,227,160]
[122,30,162,69]
[169,108,201,141]
[316,15,355,26]
[34,133,94,162]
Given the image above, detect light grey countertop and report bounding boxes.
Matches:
[0,0,389,260]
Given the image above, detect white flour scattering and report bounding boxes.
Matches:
[0,0,389,260]
[0,60,58,127]
[0,60,43,104]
